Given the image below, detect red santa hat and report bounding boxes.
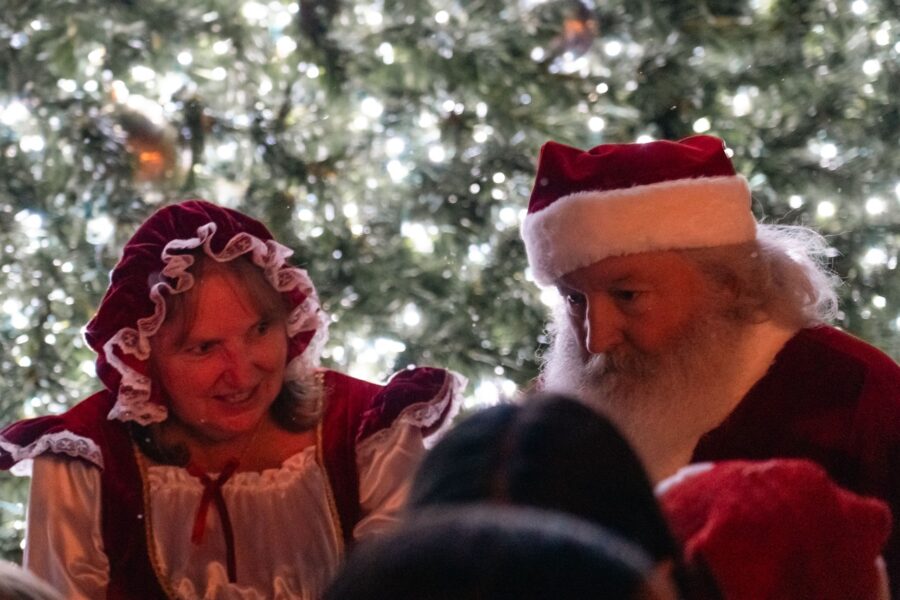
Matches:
[657,459,892,600]
[520,135,757,285]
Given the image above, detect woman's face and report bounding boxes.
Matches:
[150,268,288,446]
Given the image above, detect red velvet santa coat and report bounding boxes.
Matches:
[0,366,458,599]
[693,325,900,592]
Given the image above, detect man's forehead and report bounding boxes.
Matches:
[556,250,693,288]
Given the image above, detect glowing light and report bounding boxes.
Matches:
[386,160,409,182]
[471,380,500,407]
[816,201,836,218]
[208,67,227,81]
[86,215,115,245]
[497,206,518,227]
[788,195,804,209]
[636,135,654,143]
[873,296,887,309]
[472,124,492,144]
[492,172,506,184]
[212,39,232,55]
[732,91,752,116]
[19,135,44,152]
[692,117,711,133]
[588,116,606,132]
[401,222,434,253]
[530,47,545,61]
[242,1,268,22]
[604,40,623,57]
[468,243,490,265]
[874,28,890,46]
[818,143,838,160]
[428,145,446,162]
[851,0,868,14]
[435,10,449,24]
[87,47,106,66]
[596,83,609,94]
[1,100,29,126]
[476,102,488,118]
[377,42,394,65]
[385,136,406,157]
[306,64,320,78]
[861,59,882,77]
[80,360,96,377]
[863,248,887,266]
[57,79,77,93]
[865,196,886,215]
[15,210,43,235]
[360,97,384,118]
[276,36,297,58]
[402,303,422,327]
[130,65,155,82]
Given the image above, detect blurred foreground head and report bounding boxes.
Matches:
[324,505,676,600]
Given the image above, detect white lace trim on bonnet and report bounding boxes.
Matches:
[102,222,329,425]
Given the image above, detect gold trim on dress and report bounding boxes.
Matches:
[134,442,179,600]
[314,370,346,557]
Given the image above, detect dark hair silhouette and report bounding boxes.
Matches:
[408,393,722,598]
[324,505,655,600]
[409,393,677,560]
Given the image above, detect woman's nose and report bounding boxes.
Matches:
[221,346,254,387]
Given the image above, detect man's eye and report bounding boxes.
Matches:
[612,290,640,302]
[565,293,586,306]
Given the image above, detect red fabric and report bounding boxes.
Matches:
[527,135,736,214]
[1,367,456,595]
[82,199,314,414]
[320,367,454,545]
[693,325,900,596]
[660,459,891,600]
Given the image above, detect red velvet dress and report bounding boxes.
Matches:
[0,367,460,599]
[693,325,900,593]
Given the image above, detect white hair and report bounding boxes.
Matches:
[681,223,841,328]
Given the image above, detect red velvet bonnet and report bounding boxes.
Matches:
[84,200,328,425]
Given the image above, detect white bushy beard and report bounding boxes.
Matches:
[540,305,748,481]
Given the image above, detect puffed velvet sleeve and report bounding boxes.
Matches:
[25,456,110,599]
[351,368,465,539]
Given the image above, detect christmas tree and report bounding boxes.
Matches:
[1,0,897,559]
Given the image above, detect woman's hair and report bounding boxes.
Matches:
[324,505,655,600]
[409,393,678,561]
[681,223,840,328]
[0,561,63,600]
[136,253,324,465]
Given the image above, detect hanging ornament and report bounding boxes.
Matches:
[549,1,599,59]
[117,103,179,183]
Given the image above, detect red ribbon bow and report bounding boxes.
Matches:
[187,458,240,583]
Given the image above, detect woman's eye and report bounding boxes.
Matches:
[256,320,271,335]
[187,342,215,356]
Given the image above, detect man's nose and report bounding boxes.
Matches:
[584,296,625,355]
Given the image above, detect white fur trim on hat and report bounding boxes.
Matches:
[521,175,755,286]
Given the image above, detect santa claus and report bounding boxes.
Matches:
[521,135,900,591]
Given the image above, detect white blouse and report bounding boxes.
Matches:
[24,420,427,600]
